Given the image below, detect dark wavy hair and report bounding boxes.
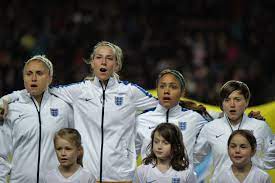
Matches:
[228,129,257,152]
[143,123,189,171]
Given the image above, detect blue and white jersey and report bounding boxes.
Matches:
[0,89,73,183]
[214,165,271,183]
[262,135,275,169]
[0,121,11,183]
[136,103,207,164]
[194,114,273,181]
[135,164,197,183]
[2,77,157,181]
[44,166,96,183]
[25,76,157,182]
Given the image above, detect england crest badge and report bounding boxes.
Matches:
[172,177,180,183]
[50,108,59,117]
[114,96,123,106]
[178,121,186,130]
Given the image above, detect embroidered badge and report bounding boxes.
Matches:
[115,96,123,106]
[172,177,180,183]
[50,108,59,117]
[178,121,186,130]
[146,177,157,183]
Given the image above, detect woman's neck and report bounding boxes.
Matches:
[228,114,243,126]
[33,95,43,106]
[99,79,109,89]
[59,164,80,178]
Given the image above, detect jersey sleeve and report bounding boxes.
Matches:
[133,166,145,183]
[66,104,74,128]
[135,116,146,156]
[262,135,275,169]
[135,126,143,157]
[253,121,273,169]
[194,112,209,137]
[0,123,10,160]
[193,125,211,166]
[266,176,272,183]
[130,84,158,112]
[0,90,24,104]
[50,83,83,104]
[0,156,11,183]
[0,118,13,181]
[185,167,198,183]
[257,129,275,170]
[88,174,96,183]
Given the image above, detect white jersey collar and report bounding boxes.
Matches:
[92,76,118,89]
[223,113,249,129]
[156,103,181,115]
[18,88,51,104]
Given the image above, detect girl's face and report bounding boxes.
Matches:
[55,137,81,168]
[23,59,52,98]
[228,134,255,168]
[153,131,172,161]
[91,46,119,81]
[222,90,248,124]
[157,74,182,109]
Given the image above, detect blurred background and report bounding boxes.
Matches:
[1,0,275,106]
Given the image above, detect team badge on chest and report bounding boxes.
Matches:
[178,121,187,130]
[114,96,123,106]
[50,108,59,117]
[172,177,180,183]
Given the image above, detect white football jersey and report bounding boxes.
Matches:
[135,164,197,183]
[44,166,96,183]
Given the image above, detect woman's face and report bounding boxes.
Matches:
[157,73,183,109]
[222,90,248,124]
[23,59,52,98]
[91,45,118,81]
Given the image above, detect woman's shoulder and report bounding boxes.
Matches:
[203,117,224,128]
[252,165,270,176]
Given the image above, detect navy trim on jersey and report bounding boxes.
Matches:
[119,80,153,98]
[50,81,86,88]
[141,107,156,114]
[181,107,188,112]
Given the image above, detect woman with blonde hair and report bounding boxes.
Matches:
[1,41,158,182]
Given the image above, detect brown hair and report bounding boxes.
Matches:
[156,69,186,92]
[228,129,257,152]
[54,128,83,166]
[143,123,189,171]
[220,80,250,110]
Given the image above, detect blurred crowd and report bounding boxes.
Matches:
[0,0,275,106]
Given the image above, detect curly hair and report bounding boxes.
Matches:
[143,123,189,171]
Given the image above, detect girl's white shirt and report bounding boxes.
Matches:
[44,166,96,183]
[136,103,207,164]
[213,165,271,183]
[135,164,197,183]
[193,114,273,181]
